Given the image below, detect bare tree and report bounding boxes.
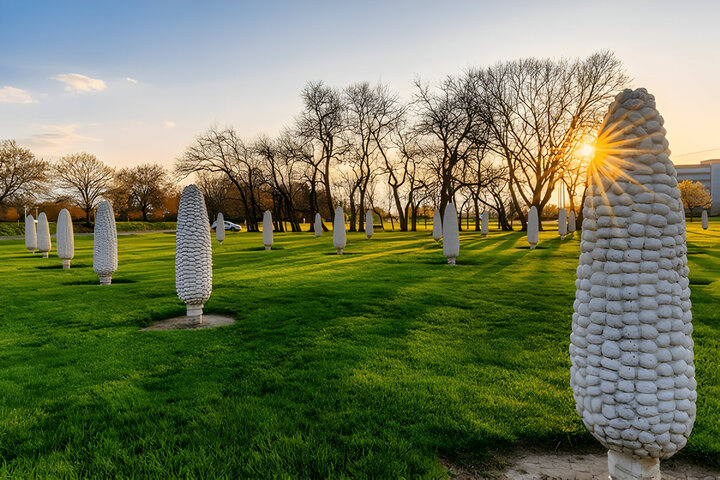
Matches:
[414,71,487,217]
[254,131,308,232]
[176,126,264,231]
[478,51,628,229]
[344,82,404,231]
[0,140,48,207]
[114,163,173,221]
[54,153,114,225]
[196,171,232,222]
[296,81,346,221]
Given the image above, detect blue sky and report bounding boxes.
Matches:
[1,0,719,168]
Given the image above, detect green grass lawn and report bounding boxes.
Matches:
[0,223,718,478]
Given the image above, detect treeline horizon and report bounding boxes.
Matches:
[1,51,630,231]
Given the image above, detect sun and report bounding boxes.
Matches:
[578,143,595,158]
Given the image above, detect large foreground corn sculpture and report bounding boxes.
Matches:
[176,185,212,320]
[571,88,694,480]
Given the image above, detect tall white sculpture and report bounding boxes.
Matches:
[365,210,373,239]
[25,214,36,253]
[569,210,577,233]
[176,185,212,320]
[481,211,489,237]
[701,210,708,230]
[527,206,539,249]
[263,210,273,250]
[333,206,346,254]
[314,213,323,237]
[216,212,225,244]
[558,208,568,239]
[432,209,442,241]
[37,212,51,258]
[571,88,695,480]
[56,208,75,269]
[94,200,118,285]
[442,202,459,265]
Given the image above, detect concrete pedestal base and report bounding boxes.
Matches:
[99,275,112,285]
[530,243,537,250]
[27,248,35,253]
[264,245,271,251]
[337,248,343,255]
[608,451,660,480]
[186,304,204,322]
[62,259,71,269]
[560,235,565,240]
[447,256,456,265]
[42,252,48,258]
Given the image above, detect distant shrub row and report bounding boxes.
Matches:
[0,221,176,236]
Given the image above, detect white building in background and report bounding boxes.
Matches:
[675,159,720,215]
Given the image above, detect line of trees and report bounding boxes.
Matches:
[1,51,629,230]
[0,142,178,224]
[176,51,629,232]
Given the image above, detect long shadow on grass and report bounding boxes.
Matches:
[35,263,91,269]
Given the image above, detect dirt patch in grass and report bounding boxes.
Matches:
[442,447,720,479]
[139,314,236,331]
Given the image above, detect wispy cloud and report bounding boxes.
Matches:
[164,121,176,128]
[0,86,35,104]
[125,77,138,84]
[52,73,107,92]
[22,124,99,150]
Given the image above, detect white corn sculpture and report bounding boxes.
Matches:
[263,210,273,250]
[481,211,489,237]
[558,208,568,240]
[56,208,75,269]
[37,212,51,258]
[94,200,118,285]
[571,88,695,480]
[432,209,442,241]
[176,185,212,320]
[442,202,459,265]
[333,206,346,254]
[527,206,539,249]
[314,213,323,237]
[25,214,36,253]
[569,210,577,233]
[365,210,373,239]
[216,212,225,244]
[701,210,708,230]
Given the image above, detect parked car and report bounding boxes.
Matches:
[211,220,242,232]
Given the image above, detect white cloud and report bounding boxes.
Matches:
[0,86,35,104]
[52,73,107,93]
[22,124,99,150]
[125,77,138,84]
[164,121,176,128]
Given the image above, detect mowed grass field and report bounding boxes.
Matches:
[0,222,718,478]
